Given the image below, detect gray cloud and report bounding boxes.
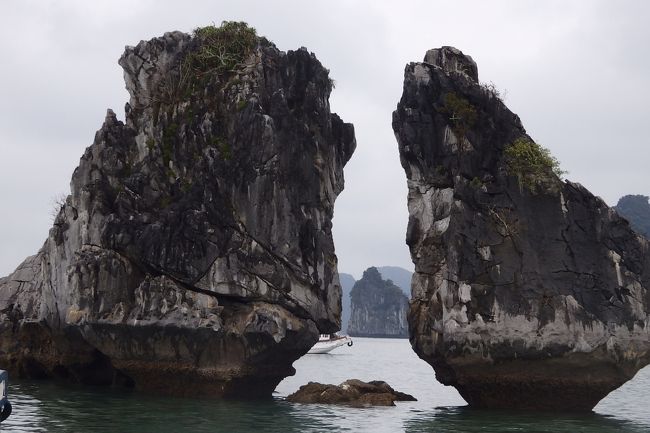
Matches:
[1,0,648,278]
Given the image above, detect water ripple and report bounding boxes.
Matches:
[1,339,649,432]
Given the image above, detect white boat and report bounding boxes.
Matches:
[307,333,353,354]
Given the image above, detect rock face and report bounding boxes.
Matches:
[347,267,409,338]
[286,379,416,406]
[393,46,650,410]
[0,24,355,397]
[615,195,650,238]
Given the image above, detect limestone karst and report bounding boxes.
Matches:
[339,267,411,332]
[393,46,650,410]
[0,22,355,397]
[347,267,409,338]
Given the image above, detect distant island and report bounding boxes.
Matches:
[347,267,409,338]
[339,266,411,332]
[615,195,650,238]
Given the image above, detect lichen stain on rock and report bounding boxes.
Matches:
[0,22,355,397]
[393,46,650,411]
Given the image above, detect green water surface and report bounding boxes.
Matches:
[3,338,649,432]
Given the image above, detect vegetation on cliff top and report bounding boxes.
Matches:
[153,22,256,171]
[504,137,565,194]
[158,21,257,105]
[187,21,258,78]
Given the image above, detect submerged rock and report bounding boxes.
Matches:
[287,379,416,406]
[347,267,409,338]
[393,46,650,410]
[0,23,355,397]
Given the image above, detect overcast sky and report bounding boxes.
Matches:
[1,0,648,279]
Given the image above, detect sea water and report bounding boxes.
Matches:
[2,338,649,432]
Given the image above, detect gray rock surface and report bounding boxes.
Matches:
[0,24,355,397]
[347,267,408,338]
[393,46,650,410]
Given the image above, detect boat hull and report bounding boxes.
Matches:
[307,336,353,354]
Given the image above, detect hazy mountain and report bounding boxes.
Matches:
[377,266,412,297]
[338,267,412,332]
[348,267,408,338]
[615,195,650,238]
[339,272,356,332]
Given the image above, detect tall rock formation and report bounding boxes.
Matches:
[393,46,650,410]
[615,195,650,238]
[0,23,355,397]
[339,267,412,332]
[347,267,408,338]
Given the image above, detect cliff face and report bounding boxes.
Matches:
[347,267,408,338]
[393,47,650,410]
[0,24,355,397]
[616,195,650,238]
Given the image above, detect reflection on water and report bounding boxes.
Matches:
[2,338,650,432]
[5,380,328,433]
[406,406,650,433]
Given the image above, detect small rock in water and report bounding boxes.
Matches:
[286,379,416,407]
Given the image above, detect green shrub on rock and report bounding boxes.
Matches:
[441,92,477,139]
[158,22,258,105]
[187,21,258,78]
[504,137,565,194]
